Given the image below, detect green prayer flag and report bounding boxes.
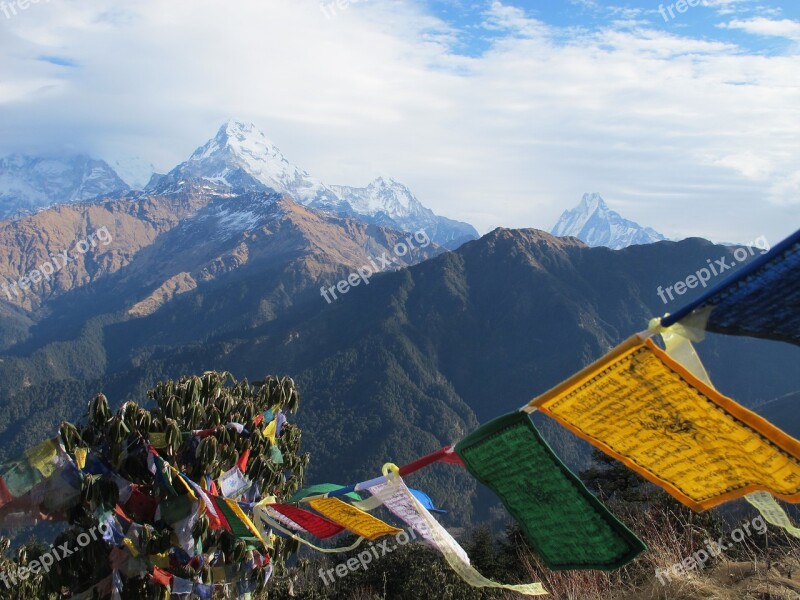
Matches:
[0,439,60,498]
[153,455,179,497]
[216,498,258,542]
[455,411,646,571]
[3,461,44,497]
[288,483,362,504]
[270,445,284,465]
[159,494,193,525]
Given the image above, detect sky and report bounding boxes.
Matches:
[1,0,799,244]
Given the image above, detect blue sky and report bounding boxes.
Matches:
[1,0,799,243]
[428,0,800,56]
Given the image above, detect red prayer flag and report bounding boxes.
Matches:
[122,485,158,523]
[0,477,13,508]
[237,448,251,473]
[270,503,345,539]
[152,566,173,587]
[208,495,231,532]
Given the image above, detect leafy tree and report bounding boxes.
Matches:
[275,536,494,600]
[0,371,308,599]
[580,449,662,505]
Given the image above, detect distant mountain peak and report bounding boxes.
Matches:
[211,120,282,157]
[147,121,478,248]
[0,154,129,220]
[147,120,328,205]
[189,120,290,169]
[551,193,667,250]
[222,119,258,135]
[336,176,418,216]
[579,191,605,212]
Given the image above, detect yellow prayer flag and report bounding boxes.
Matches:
[657,323,800,539]
[149,433,168,449]
[263,419,277,446]
[307,497,402,540]
[745,492,800,538]
[122,537,139,557]
[25,439,59,478]
[150,552,170,568]
[533,337,800,511]
[74,447,88,470]
[222,498,265,543]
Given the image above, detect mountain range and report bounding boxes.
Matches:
[0,124,796,526]
[551,192,667,249]
[0,218,796,523]
[0,121,478,249]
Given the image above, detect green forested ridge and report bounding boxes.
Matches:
[0,229,797,525]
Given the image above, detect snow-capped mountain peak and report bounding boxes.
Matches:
[145,121,478,247]
[0,154,129,220]
[157,119,335,205]
[331,176,422,218]
[192,120,283,163]
[578,191,603,214]
[551,193,667,250]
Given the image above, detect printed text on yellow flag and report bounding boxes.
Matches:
[535,338,800,511]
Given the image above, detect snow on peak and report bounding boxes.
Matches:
[551,193,667,250]
[578,191,605,213]
[331,176,425,219]
[154,121,335,206]
[146,120,478,247]
[0,154,129,219]
[191,120,285,166]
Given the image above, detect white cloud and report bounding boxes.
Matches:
[0,0,797,245]
[720,17,800,40]
[704,0,752,17]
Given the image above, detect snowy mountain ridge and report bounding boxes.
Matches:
[0,121,478,247]
[550,193,667,250]
[146,120,478,248]
[0,154,129,220]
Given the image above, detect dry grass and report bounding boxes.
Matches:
[503,507,800,600]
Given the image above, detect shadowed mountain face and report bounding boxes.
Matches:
[0,225,795,524]
[757,392,800,440]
